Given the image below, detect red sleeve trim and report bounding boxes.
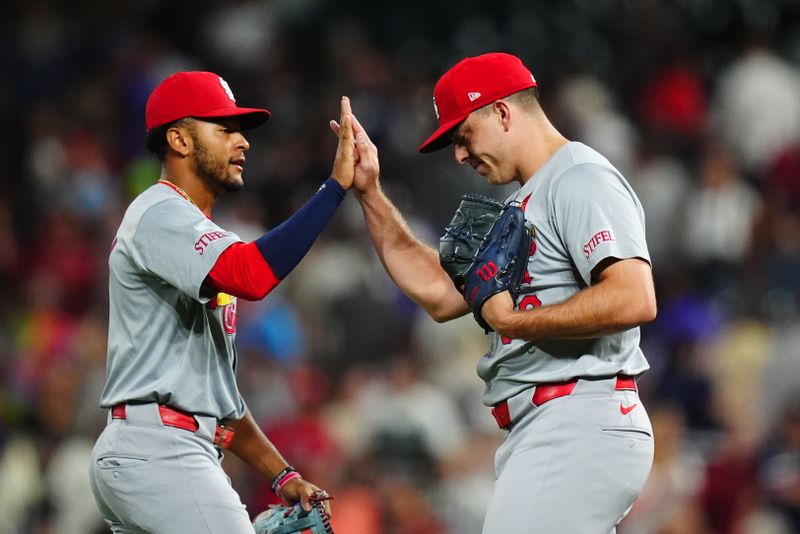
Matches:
[207,242,280,300]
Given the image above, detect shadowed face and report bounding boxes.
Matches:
[448,106,515,186]
[189,118,250,192]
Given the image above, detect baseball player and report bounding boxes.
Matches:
[337,52,656,533]
[89,71,351,532]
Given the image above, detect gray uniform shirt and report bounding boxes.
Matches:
[479,142,651,406]
[100,182,246,419]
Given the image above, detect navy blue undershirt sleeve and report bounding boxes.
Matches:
[254,177,346,279]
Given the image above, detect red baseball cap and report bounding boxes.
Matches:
[145,71,271,131]
[418,52,538,153]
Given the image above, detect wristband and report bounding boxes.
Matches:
[271,466,301,495]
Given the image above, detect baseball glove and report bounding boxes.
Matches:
[439,194,506,292]
[252,500,333,534]
[461,201,531,332]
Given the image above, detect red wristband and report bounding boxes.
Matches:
[274,471,302,497]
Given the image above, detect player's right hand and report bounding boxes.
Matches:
[350,114,380,196]
[280,477,332,516]
[330,96,355,190]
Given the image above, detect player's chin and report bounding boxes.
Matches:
[482,171,503,184]
[475,164,500,183]
[221,174,245,192]
[485,171,514,186]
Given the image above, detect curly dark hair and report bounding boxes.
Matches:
[144,118,195,162]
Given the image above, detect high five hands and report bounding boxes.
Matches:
[330,96,355,190]
[329,98,380,195]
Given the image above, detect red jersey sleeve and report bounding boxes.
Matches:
[207,242,279,300]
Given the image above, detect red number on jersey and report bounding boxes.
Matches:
[223,299,237,334]
[501,294,542,345]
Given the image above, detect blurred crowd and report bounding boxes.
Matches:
[2,0,800,532]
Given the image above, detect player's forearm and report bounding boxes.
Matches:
[487,261,656,340]
[357,187,468,321]
[226,410,294,481]
[206,178,345,300]
[253,177,346,279]
[506,288,651,340]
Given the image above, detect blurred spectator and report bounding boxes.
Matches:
[648,289,723,431]
[712,38,800,175]
[22,209,103,317]
[628,138,692,271]
[698,394,762,534]
[557,74,638,176]
[637,52,708,146]
[683,143,761,303]
[35,363,104,533]
[436,430,500,533]
[323,366,385,462]
[237,293,309,365]
[760,399,800,532]
[378,474,445,534]
[750,205,800,320]
[765,141,800,213]
[711,320,774,439]
[366,355,468,465]
[328,482,384,533]
[0,431,44,532]
[11,272,81,401]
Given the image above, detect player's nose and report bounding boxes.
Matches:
[236,133,250,152]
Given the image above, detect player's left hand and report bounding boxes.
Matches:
[330,96,355,190]
[329,110,380,197]
[480,291,515,334]
[280,477,332,516]
[461,202,531,332]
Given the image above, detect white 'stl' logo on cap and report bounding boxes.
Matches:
[432,97,439,120]
[219,77,236,102]
[468,92,481,102]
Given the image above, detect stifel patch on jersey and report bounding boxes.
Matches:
[195,231,227,255]
[583,229,615,259]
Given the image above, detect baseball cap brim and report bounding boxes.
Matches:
[418,115,466,153]
[192,106,271,130]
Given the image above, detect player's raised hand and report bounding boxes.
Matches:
[350,114,380,195]
[330,96,354,190]
[329,110,380,196]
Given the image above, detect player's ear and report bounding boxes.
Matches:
[492,99,512,131]
[166,124,193,157]
[493,101,512,131]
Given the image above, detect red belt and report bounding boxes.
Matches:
[491,375,637,430]
[111,404,235,449]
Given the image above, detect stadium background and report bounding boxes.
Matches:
[2,0,800,532]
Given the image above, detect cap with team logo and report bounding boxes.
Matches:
[145,71,271,131]
[418,52,538,153]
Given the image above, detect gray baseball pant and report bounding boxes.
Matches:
[482,376,654,534]
[89,403,254,533]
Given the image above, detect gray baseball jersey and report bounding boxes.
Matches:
[479,142,651,406]
[100,181,246,420]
